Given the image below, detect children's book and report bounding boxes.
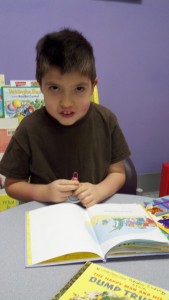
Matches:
[0,117,18,155]
[0,74,5,86]
[1,86,44,120]
[51,261,169,300]
[25,202,169,267]
[91,85,99,104]
[10,80,39,87]
[143,196,169,237]
[0,191,19,212]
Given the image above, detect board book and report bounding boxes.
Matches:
[25,202,169,267]
[51,261,169,299]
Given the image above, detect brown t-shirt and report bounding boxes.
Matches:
[0,103,130,184]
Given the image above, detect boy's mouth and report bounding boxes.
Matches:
[60,111,74,117]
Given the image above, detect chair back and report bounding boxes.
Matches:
[119,157,137,195]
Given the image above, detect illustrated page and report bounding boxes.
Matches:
[86,203,169,256]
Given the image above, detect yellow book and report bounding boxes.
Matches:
[0,192,19,212]
[91,85,99,104]
[52,261,169,299]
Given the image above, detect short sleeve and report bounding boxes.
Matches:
[0,137,30,179]
[110,122,131,163]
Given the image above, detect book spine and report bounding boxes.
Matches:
[51,262,91,299]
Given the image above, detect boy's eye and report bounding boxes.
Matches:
[49,86,59,92]
[75,86,85,93]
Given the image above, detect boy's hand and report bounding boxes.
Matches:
[74,182,100,208]
[47,179,79,203]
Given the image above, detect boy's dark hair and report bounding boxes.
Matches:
[35,28,96,84]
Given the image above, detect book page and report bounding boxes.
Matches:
[26,203,103,266]
[86,203,169,257]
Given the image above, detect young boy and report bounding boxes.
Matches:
[0,28,130,208]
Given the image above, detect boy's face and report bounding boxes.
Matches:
[40,68,97,126]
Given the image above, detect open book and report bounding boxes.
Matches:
[25,202,169,267]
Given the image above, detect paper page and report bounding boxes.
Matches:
[26,203,103,266]
[86,203,169,257]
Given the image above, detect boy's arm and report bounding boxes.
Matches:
[74,160,126,208]
[4,178,79,203]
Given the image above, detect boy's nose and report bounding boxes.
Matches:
[60,93,72,107]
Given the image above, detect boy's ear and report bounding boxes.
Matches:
[93,77,98,87]
[92,77,98,92]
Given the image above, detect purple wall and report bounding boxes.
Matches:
[0,0,169,174]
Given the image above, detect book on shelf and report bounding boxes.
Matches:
[0,74,5,86]
[143,196,169,238]
[1,86,44,120]
[0,118,19,156]
[10,80,39,87]
[25,202,169,267]
[0,75,6,118]
[0,87,3,118]
[51,261,169,300]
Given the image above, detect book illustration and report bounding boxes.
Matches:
[143,197,169,235]
[65,291,130,300]
[52,261,169,300]
[86,214,156,244]
[2,86,44,119]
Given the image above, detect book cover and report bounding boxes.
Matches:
[91,85,99,104]
[52,261,169,299]
[10,80,39,87]
[0,191,19,211]
[143,196,169,237]
[0,74,5,86]
[2,86,44,119]
[25,202,169,267]
[0,118,19,155]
